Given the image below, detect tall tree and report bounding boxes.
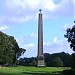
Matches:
[0,32,14,65]
[0,31,26,66]
[64,22,75,68]
[64,25,75,51]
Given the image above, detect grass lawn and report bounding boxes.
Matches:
[0,66,70,75]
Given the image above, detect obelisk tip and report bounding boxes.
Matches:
[39,9,42,13]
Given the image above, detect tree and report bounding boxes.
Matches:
[31,59,37,66]
[64,25,75,51]
[52,57,63,67]
[19,57,37,66]
[0,31,26,66]
[44,53,51,67]
[9,36,26,65]
[71,53,75,69]
[0,32,14,65]
[51,52,71,67]
[64,22,75,69]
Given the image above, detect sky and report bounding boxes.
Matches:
[0,0,74,57]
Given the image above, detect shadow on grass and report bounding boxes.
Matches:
[63,69,75,75]
[22,71,63,75]
[0,73,13,75]
[0,71,62,75]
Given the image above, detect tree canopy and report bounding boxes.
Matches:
[64,22,75,69]
[52,57,63,67]
[19,52,71,67]
[64,24,75,51]
[0,31,26,65]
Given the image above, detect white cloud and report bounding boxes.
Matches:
[10,16,32,23]
[61,23,74,31]
[0,25,8,31]
[24,43,35,48]
[30,32,37,38]
[43,42,51,46]
[62,24,74,31]
[44,37,73,54]
[25,0,39,9]
[41,0,56,11]
[19,37,73,57]
[53,37,59,43]
[52,0,74,17]
[16,32,38,49]
[0,0,73,24]
[23,43,37,57]
[64,24,70,30]
[3,0,55,11]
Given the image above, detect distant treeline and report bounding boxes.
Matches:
[19,52,71,67]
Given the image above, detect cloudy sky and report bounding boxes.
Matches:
[0,0,74,57]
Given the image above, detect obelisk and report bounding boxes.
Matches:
[37,9,45,67]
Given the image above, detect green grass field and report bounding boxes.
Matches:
[0,66,70,75]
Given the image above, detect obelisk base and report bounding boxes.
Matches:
[37,55,45,67]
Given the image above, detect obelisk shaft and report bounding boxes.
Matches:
[38,12,43,56]
[37,9,45,67]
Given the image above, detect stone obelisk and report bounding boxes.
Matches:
[37,9,45,67]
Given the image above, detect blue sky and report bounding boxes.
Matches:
[0,0,74,57]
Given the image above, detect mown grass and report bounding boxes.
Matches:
[0,66,70,75]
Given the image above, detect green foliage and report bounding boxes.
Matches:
[29,60,37,66]
[0,32,14,64]
[64,25,75,51]
[19,57,37,66]
[44,53,51,67]
[50,52,71,67]
[71,53,75,69]
[31,59,37,66]
[64,24,75,69]
[0,31,26,65]
[19,52,70,67]
[52,57,63,67]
